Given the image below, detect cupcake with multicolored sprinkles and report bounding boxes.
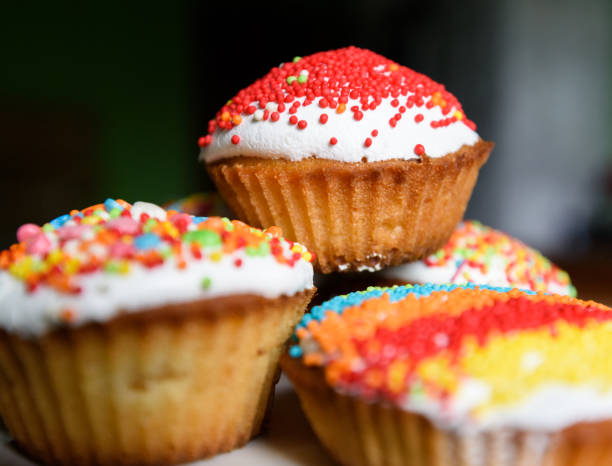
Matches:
[163,191,232,218]
[282,284,612,466]
[0,199,315,465]
[200,46,493,273]
[382,220,576,296]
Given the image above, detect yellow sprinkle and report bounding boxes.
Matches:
[303,252,312,262]
[210,251,222,262]
[291,244,303,253]
[9,257,34,279]
[46,249,63,265]
[119,261,130,274]
[81,216,100,225]
[453,110,463,120]
[389,63,399,72]
[161,221,179,238]
[65,258,81,275]
[387,361,408,394]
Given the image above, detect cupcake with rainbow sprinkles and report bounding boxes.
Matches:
[282,284,612,466]
[0,199,315,465]
[382,220,576,295]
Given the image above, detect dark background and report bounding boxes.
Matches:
[2,1,611,301]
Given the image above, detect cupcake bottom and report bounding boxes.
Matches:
[207,140,492,273]
[282,355,612,466]
[0,290,313,466]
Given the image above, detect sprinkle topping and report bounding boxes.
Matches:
[198,47,477,158]
[1,199,314,296]
[290,285,612,417]
[392,221,576,296]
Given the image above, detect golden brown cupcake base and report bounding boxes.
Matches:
[0,290,313,466]
[282,354,612,466]
[207,140,492,273]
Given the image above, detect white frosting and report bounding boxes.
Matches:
[402,379,612,432]
[381,258,570,295]
[383,258,572,296]
[0,202,314,336]
[200,95,479,163]
[0,252,313,337]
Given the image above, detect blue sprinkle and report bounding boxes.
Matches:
[133,233,161,250]
[104,198,124,212]
[289,345,303,358]
[192,216,208,224]
[293,283,533,329]
[50,214,71,229]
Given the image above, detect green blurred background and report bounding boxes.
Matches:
[1,0,611,300]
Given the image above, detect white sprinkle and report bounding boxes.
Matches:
[253,110,265,121]
[434,332,449,348]
[521,351,544,373]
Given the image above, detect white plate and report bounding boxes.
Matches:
[0,375,334,466]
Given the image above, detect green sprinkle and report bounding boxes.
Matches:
[94,209,106,217]
[286,76,297,85]
[160,247,173,259]
[109,208,122,219]
[202,277,212,289]
[293,56,301,63]
[42,223,54,232]
[226,99,232,105]
[183,230,222,248]
[31,259,45,272]
[246,242,270,256]
[143,218,157,233]
[297,74,307,84]
[104,261,121,273]
[222,217,234,231]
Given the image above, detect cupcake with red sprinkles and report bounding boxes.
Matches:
[282,284,612,466]
[0,199,315,465]
[382,220,577,295]
[200,46,493,273]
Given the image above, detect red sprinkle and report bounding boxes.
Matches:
[319,113,329,124]
[414,144,425,156]
[415,114,424,123]
[297,120,308,129]
[329,137,338,145]
[198,47,476,145]
[364,137,372,147]
[231,135,240,145]
[371,129,378,137]
[289,115,298,125]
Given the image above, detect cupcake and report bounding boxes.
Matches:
[0,199,315,465]
[199,47,493,273]
[162,192,232,218]
[312,221,577,305]
[382,221,576,296]
[283,284,612,466]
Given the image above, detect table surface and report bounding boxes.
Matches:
[0,375,335,466]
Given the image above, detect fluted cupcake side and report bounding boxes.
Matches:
[0,291,313,466]
[208,140,491,273]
